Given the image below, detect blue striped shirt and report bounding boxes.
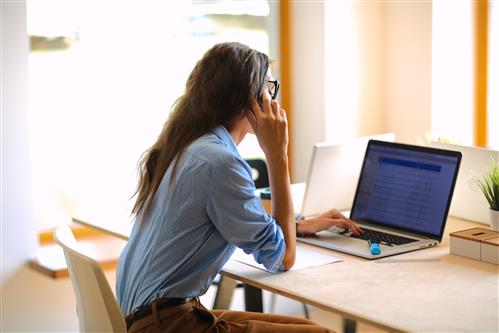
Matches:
[116,125,286,315]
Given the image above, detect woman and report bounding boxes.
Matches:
[116,42,362,333]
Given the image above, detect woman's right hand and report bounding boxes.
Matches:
[246,91,288,159]
[297,209,364,236]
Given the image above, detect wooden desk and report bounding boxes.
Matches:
[73,213,498,332]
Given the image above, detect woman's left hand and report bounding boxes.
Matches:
[296,209,363,236]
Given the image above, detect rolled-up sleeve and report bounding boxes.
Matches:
[206,156,285,272]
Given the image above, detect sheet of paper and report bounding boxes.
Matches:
[231,247,342,272]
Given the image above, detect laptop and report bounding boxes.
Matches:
[300,133,395,217]
[298,140,462,259]
[430,142,499,225]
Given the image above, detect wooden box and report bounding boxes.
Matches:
[450,228,499,265]
[481,236,499,265]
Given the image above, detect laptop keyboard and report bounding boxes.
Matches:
[340,228,418,246]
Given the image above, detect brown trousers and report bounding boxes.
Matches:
[128,298,334,333]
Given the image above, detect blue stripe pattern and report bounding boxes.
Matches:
[116,125,285,315]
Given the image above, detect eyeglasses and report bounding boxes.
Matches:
[266,79,280,100]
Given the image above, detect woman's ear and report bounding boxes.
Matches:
[245,109,257,132]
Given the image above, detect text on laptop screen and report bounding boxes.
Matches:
[351,142,460,237]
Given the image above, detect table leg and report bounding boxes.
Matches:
[244,284,263,312]
[343,318,357,333]
[213,276,237,309]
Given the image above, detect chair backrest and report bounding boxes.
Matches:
[54,226,126,333]
[245,158,269,189]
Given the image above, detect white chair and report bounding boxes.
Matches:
[54,226,127,332]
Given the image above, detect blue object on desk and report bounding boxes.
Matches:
[368,240,381,255]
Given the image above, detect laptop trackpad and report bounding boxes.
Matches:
[313,230,369,250]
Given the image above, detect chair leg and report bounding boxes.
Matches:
[343,318,357,333]
[302,303,310,319]
[212,276,237,309]
[269,293,277,313]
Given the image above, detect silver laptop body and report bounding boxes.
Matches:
[301,133,395,217]
[298,140,462,259]
[431,141,499,225]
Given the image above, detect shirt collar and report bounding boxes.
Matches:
[211,125,241,158]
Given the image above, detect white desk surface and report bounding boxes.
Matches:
[222,217,499,333]
[73,184,499,333]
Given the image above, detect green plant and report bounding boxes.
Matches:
[474,157,499,211]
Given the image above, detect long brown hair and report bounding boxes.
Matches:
[132,42,269,220]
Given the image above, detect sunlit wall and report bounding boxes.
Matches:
[431,0,474,145]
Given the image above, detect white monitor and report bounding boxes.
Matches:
[430,142,499,225]
[301,133,396,217]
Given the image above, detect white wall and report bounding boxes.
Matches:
[488,1,499,149]
[290,1,433,182]
[383,1,433,144]
[1,0,37,285]
[356,2,386,137]
[325,1,386,144]
[290,1,326,182]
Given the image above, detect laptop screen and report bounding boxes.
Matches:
[350,140,461,240]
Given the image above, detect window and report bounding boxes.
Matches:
[488,1,499,149]
[26,0,277,228]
